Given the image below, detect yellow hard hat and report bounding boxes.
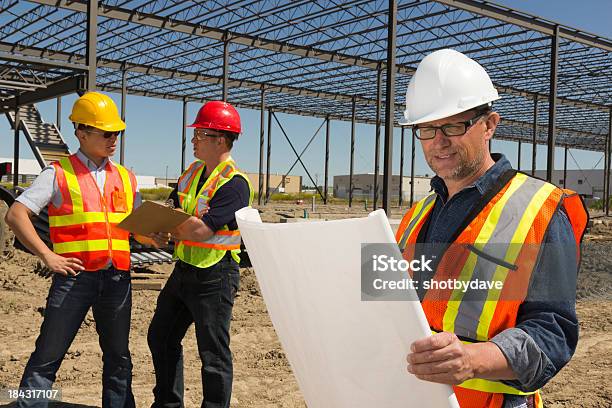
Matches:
[69,91,126,132]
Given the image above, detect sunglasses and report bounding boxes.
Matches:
[82,127,120,139]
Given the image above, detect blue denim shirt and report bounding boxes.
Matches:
[424,154,579,397]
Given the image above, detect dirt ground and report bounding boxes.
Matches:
[0,202,610,407]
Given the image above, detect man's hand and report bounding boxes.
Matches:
[170,216,213,242]
[406,332,475,385]
[41,251,84,276]
[148,232,171,248]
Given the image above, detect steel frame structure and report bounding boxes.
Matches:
[0,0,611,213]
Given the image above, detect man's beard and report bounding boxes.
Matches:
[426,146,485,181]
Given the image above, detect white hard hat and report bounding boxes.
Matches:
[399,49,500,126]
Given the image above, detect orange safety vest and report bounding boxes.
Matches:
[396,170,588,408]
[48,154,136,271]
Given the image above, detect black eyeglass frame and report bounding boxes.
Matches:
[412,111,491,140]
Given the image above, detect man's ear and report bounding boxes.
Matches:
[483,112,500,141]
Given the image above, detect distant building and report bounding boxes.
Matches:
[0,157,41,184]
[246,173,302,195]
[533,169,608,199]
[333,174,432,202]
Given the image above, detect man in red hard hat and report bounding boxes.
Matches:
[147,101,253,408]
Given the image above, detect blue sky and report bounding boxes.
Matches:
[1,0,610,184]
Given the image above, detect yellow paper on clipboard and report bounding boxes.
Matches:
[116,201,191,235]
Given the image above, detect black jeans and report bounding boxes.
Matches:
[18,268,135,408]
[148,255,240,408]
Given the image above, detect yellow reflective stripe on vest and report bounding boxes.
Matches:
[115,163,133,210]
[49,212,129,227]
[53,239,130,254]
[429,331,537,396]
[398,192,436,250]
[59,157,84,213]
[442,174,529,335]
[457,378,536,396]
[475,180,557,340]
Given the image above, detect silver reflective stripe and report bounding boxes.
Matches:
[398,193,436,250]
[178,162,203,193]
[186,232,241,246]
[452,176,549,340]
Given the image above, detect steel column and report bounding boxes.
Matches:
[382,0,397,215]
[399,127,405,207]
[266,108,272,204]
[258,87,265,205]
[222,40,230,101]
[517,140,521,171]
[181,99,187,173]
[56,97,61,131]
[532,95,538,175]
[324,115,330,204]
[604,109,612,216]
[546,26,560,183]
[604,135,609,212]
[120,69,127,165]
[349,97,356,208]
[374,67,382,209]
[563,145,568,188]
[410,130,416,207]
[86,0,97,90]
[13,104,19,189]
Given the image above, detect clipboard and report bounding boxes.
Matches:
[117,201,191,235]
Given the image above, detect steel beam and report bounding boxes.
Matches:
[13,103,19,189]
[382,0,397,215]
[324,115,330,204]
[56,97,61,131]
[433,0,612,52]
[532,95,538,175]
[258,87,265,205]
[604,108,612,216]
[120,69,127,165]
[222,40,229,101]
[374,67,382,210]
[0,49,88,71]
[0,75,85,113]
[86,0,97,90]
[349,97,356,208]
[546,26,560,183]
[266,108,272,204]
[563,145,568,188]
[181,99,187,173]
[517,140,521,171]
[399,127,405,207]
[410,130,416,207]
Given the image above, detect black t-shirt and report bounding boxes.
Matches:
[169,172,250,231]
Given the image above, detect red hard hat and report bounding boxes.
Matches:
[188,101,241,134]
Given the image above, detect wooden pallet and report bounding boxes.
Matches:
[131,269,171,291]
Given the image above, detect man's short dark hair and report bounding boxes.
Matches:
[220,131,239,149]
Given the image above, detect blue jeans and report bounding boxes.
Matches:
[17,268,135,408]
[147,255,240,408]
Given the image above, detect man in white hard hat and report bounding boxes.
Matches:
[395,49,588,408]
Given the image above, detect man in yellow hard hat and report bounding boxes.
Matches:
[5,92,137,407]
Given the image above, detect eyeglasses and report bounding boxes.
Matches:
[412,112,489,140]
[83,128,120,139]
[193,129,224,141]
